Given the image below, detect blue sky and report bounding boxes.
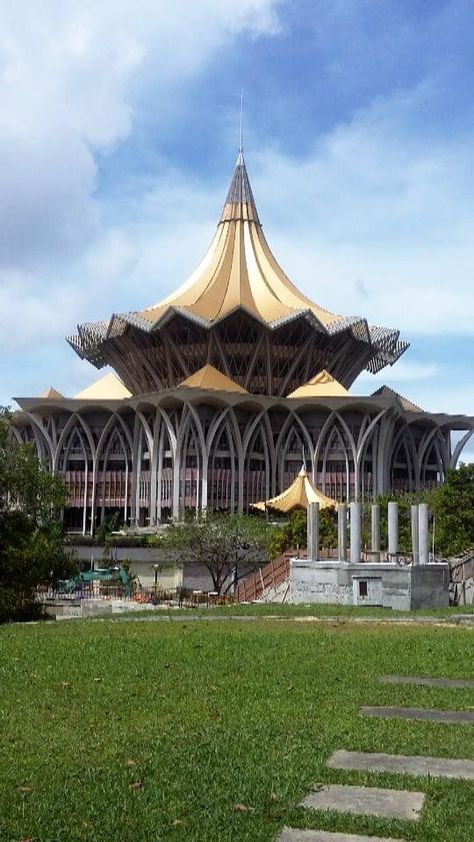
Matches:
[0,0,472,456]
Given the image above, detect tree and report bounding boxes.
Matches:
[269,507,338,558]
[430,464,474,557]
[0,409,75,622]
[362,493,417,553]
[159,513,275,595]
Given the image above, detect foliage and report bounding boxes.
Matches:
[63,531,149,548]
[0,408,75,622]
[430,463,474,557]
[159,513,275,594]
[95,511,124,545]
[358,465,474,558]
[63,533,95,547]
[269,507,338,557]
[104,533,148,548]
[361,493,424,553]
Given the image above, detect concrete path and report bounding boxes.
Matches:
[300,783,424,821]
[361,705,474,724]
[277,831,406,842]
[379,674,474,689]
[328,749,474,780]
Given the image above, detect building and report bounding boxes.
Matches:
[12,152,474,533]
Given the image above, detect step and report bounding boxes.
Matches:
[277,830,406,842]
[300,783,424,821]
[328,749,474,780]
[379,675,474,689]
[361,706,474,724]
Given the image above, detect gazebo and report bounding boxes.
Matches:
[251,466,337,514]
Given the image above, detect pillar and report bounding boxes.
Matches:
[371,504,380,562]
[338,503,348,562]
[350,502,361,564]
[419,503,429,565]
[388,501,398,561]
[307,502,319,562]
[172,450,180,521]
[411,504,419,565]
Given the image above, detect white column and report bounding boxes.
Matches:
[201,455,208,514]
[172,450,180,521]
[411,504,419,565]
[371,504,380,562]
[149,414,159,526]
[388,501,399,561]
[350,501,361,564]
[307,502,319,562]
[419,503,429,565]
[338,503,348,562]
[237,459,244,515]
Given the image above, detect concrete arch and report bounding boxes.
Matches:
[54,412,95,473]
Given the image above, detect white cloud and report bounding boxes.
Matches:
[0,271,82,350]
[0,0,283,344]
[354,361,439,387]
[0,0,472,427]
[248,85,474,335]
[86,230,140,282]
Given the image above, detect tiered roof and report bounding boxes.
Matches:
[67,150,409,393]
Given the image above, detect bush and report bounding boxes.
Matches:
[104,534,148,548]
[63,534,94,547]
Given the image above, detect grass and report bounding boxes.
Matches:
[111,600,474,621]
[0,618,473,841]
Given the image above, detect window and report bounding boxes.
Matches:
[359,580,368,598]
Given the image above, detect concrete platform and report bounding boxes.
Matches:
[361,706,474,724]
[379,675,474,689]
[300,783,424,821]
[328,750,474,780]
[277,831,406,842]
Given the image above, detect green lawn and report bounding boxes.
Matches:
[112,599,474,621]
[1,618,473,841]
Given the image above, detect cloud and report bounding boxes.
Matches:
[248,84,474,335]
[86,230,140,282]
[0,0,284,344]
[354,362,439,387]
[0,271,83,350]
[0,0,472,428]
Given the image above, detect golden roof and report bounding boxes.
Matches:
[251,466,337,513]
[178,364,248,394]
[74,372,132,400]
[371,385,422,412]
[39,386,64,399]
[131,153,340,331]
[287,369,348,398]
[68,150,409,385]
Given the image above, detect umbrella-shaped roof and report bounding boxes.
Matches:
[251,466,337,513]
[67,151,409,395]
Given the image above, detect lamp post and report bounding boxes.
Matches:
[153,564,160,594]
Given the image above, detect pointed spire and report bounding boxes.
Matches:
[220,152,260,223]
[239,88,244,154]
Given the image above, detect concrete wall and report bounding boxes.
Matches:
[289,560,449,610]
[411,564,450,609]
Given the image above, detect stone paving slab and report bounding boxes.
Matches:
[379,674,474,689]
[277,830,406,842]
[300,783,424,821]
[328,749,474,780]
[361,706,474,724]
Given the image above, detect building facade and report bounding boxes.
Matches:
[12,153,474,533]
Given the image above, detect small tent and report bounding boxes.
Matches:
[251,466,337,514]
